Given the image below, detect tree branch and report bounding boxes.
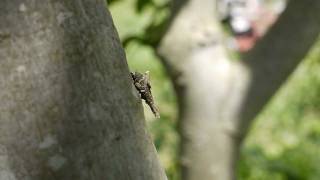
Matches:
[238,0,320,132]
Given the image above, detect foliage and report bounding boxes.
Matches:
[109,0,169,47]
[108,1,320,179]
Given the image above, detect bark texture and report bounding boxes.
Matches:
[0,0,167,180]
[157,0,320,179]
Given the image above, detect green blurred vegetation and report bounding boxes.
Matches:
[108,0,320,179]
[238,41,320,180]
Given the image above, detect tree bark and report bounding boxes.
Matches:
[157,0,320,179]
[0,0,167,180]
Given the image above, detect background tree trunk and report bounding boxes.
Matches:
[157,0,320,179]
[0,0,167,179]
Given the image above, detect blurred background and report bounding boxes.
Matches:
[108,0,320,179]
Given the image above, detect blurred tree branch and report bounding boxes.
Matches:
[239,0,320,132]
[156,0,320,179]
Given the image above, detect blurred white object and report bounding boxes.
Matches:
[217,0,261,34]
[230,16,251,33]
[217,0,287,51]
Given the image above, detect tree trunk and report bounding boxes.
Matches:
[0,0,167,179]
[157,0,320,179]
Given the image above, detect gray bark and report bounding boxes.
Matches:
[157,0,320,179]
[0,0,167,180]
